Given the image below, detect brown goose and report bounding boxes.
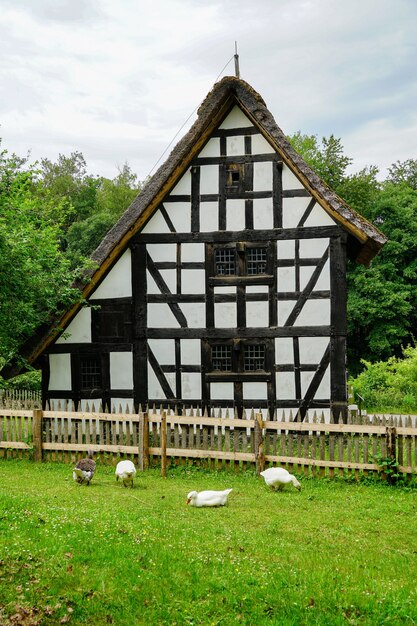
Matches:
[72,450,96,485]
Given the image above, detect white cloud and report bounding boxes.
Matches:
[0,0,416,180]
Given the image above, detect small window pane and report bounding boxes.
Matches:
[80,357,102,391]
[247,247,267,275]
[244,345,265,371]
[215,248,236,275]
[212,345,232,371]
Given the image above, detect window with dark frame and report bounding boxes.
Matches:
[244,344,265,371]
[226,163,244,191]
[80,356,102,391]
[215,248,236,275]
[246,247,267,275]
[212,344,232,371]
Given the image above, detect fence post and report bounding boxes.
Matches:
[386,426,397,461]
[32,409,43,462]
[161,411,167,477]
[138,411,149,471]
[255,412,265,476]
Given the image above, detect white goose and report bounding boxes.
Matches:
[260,467,301,491]
[73,450,96,485]
[186,489,233,507]
[115,460,137,487]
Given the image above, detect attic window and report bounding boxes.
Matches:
[226,163,244,192]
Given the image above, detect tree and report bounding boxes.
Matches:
[387,159,417,190]
[0,141,87,366]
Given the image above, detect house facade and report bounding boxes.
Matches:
[5,77,386,419]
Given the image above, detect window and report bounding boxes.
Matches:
[246,247,267,275]
[209,341,266,373]
[92,301,132,343]
[80,356,102,391]
[213,244,269,276]
[226,163,244,192]
[212,345,232,371]
[244,344,265,371]
[215,248,236,275]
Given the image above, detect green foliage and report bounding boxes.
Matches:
[387,158,417,189]
[373,454,403,485]
[350,345,417,412]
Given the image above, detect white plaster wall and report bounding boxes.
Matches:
[200,165,219,194]
[251,133,275,155]
[181,269,206,294]
[243,382,268,400]
[180,302,206,328]
[299,337,329,364]
[199,137,220,158]
[48,354,72,390]
[278,267,295,292]
[226,135,245,156]
[163,202,191,233]
[142,209,172,234]
[148,339,176,364]
[147,269,177,294]
[214,302,237,328]
[110,398,134,413]
[282,197,312,229]
[90,250,132,300]
[304,204,336,227]
[147,243,176,263]
[182,373,201,399]
[181,339,201,365]
[210,382,234,400]
[253,198,273,230]
[294,299,330,326]
[181,243,205,262]
[56,307,91,343]
[253,162,273,192]
[277,240,295,259]
[276,372,296,399]
[301,369,330,397]
[300,260,330,291]
[246,301,269,327]
[226,199,245,231]
[275,338,294,364]
[277,300,297,326]
[170,169,191,195]
[110,352,133,389]
[219,106,251,129]
[282,164,303,190]
[245,285,268,294]
[148,304,180,328]
[214,286,236,295]
[299,237,329,258]
[148,367,176,399]
[199,201,219,232]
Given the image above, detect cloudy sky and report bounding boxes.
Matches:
[1,0,416,182]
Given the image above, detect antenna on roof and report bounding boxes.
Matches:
[234,41,240,78]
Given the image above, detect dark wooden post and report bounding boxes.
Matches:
[386,426,397,460]
[32,409,43,462]
[138,411,149,471]
[255,412,265,475]
[160,411,167,477]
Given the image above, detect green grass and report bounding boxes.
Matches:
[0,460,416,625]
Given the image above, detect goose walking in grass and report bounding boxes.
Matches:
[260,467,301,491]
[186,489,233,507]
[115,460,136,487]
[73,450,96,485]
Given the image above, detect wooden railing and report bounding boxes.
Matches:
[1,406,416,479]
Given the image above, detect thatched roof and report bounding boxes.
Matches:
[2,76,386,378]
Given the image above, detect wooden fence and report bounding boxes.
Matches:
[0,389,41,409]
[1,406,416,479]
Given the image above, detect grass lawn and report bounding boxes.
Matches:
[0,460,416,625]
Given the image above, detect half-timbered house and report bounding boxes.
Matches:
[3,77,386,418]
